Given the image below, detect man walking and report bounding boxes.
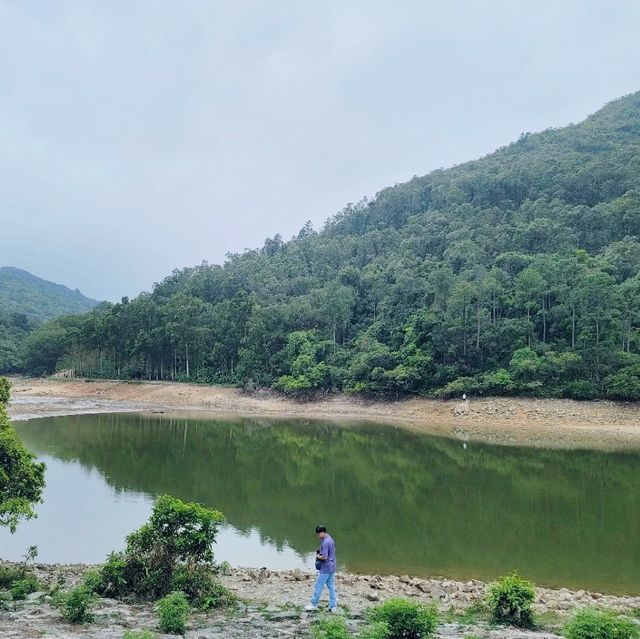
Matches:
[305,525,337,613]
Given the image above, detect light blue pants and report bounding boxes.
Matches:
[311,572,337,608]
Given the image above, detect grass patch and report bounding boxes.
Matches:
[564,608,640,639]
[442,602,488,625]
[535,609,564,631]
[311,616,351,639]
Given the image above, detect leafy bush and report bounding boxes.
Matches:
[604,365,640,400]
[0,564,24,590]
[311,616,352,639]
[82,568,102,594]
[486,572,535,627]
[157,591,190,635]
[368,598,438,639]
[96,496,225,602]
[564,608,640,639]
[10,575,39,600]
[174,568,235,610]
[0,378,10,405]
[57,584,97,623]
[0,395,46,533]
[563,380,600,400]
[97,552,128,598]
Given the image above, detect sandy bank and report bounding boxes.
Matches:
[6,376,640,450]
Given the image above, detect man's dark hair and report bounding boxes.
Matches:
[315,525,327,534]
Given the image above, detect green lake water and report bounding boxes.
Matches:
[2,413,639,594]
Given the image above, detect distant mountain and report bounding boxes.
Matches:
[0,267,98,323]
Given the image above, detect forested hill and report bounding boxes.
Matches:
[0,267,98,372]
[0,267,98,322]
[23,91,640,399]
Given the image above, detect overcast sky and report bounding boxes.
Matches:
[1,1,639,301]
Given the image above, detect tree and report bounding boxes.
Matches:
[0,377,46,532]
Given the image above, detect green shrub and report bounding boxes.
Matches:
[564,608,640,639]
[0,564,23,589]
[196,582,237,611]
[97,495,224,602]
[563,380,599,400]
[58,584,97,623]
[10,575,39,600]
[82,569,102,594]
[98,552,128,598]
[0,377,10,405]
[486,572,535,627]
[368,598,438,639]
[169,563,235,609]
[311,616,352,639]
[157,591,190,635]
[0,397,46,533]
[604,366,640,401]
[123,631,157,639]
[442,602,488,625]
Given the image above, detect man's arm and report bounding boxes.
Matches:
[317,539,329,561]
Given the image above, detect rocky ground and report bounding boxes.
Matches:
[7,376,640,450]
[2,564,640,638]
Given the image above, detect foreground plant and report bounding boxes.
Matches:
[157,590,190,635]
[9,575,39,600]
[564,608,640,639]
[357,621,391,639]
[311,616,352,639]
[0,378,46,533]
[57,584,97,623]
[94,495,234,609]
[486,572,535,627]
[368,598,438,639]
[0,545,41,598]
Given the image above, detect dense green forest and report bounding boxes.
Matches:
[21,91,640,399]
[0,267,98,372]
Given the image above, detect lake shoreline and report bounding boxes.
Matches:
[6,376,640,450]
[2,562,640,638]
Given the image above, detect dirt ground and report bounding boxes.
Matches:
[6,376,640,450]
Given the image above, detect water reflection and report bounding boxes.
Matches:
[2,413,639,594]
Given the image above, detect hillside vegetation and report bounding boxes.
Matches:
[23,92,640,399]
[0,268,97,372]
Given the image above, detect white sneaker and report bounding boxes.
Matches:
[329,606,339,614]
[304,604,318,611]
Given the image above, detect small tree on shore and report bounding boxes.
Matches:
[0,377,46,532]
[487,572,535,627]
[96,495,231,607]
